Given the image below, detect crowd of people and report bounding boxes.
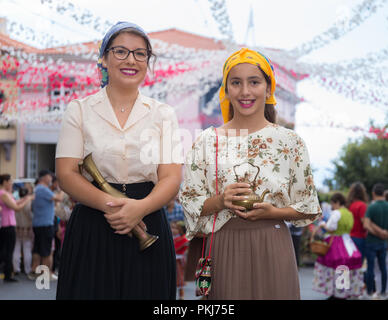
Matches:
[310,182,388,300]
[0,170,75,283]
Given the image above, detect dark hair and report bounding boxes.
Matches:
[103,28,156,70]
[330,192,346,206]
[19,187,29,198]
[384,190,388,201]
[0,174,11,185]
[346,182,368,207]
[226,66,276,123]
[372,183,385,196]
[38,169,53,179]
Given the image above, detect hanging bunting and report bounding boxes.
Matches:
[0,0,387,125]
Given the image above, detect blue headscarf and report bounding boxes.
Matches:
[97,21,149,88]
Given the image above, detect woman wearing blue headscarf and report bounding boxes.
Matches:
[55,22,182,299]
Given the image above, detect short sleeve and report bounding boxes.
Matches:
[42,188,54,202]
[359,202,367,219]
[178,134,212,240]
[55,100,84,159]
[158,104,184,164]
[288,133,322,227]
[325,210,341,231]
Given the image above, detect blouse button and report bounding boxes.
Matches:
[120,135,125,139]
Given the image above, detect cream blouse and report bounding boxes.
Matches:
[56,87,182,185]
[179,124,322,240]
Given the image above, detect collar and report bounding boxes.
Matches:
[90,87,151,131]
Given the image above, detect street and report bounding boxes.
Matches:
[2,257,388,300]
[0,266,327,300]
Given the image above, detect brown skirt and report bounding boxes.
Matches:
[207,217,300,300]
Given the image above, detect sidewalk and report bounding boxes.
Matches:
[1,265,385,300]
[179,266,327,300]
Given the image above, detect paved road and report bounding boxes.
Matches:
[0,266,328,300]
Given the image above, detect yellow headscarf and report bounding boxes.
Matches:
[219,48,277,123]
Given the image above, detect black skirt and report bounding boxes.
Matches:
[56,182,176,300]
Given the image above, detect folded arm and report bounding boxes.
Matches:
[363,217,388,240]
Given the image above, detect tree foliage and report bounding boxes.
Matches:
[326,136,388,194]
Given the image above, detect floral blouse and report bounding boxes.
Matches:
[179,123,322,240]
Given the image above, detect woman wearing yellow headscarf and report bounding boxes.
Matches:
[179,48,322,299]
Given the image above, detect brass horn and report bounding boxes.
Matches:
[78,153,158,251]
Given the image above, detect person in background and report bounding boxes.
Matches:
[54,192,75,248]
[313,192,363,299]
[320,201,332,222]
[346,182,368,266]
[363,183,388,300]
[171,220,189,300]
[163,197,185,223]
[29,170,63,281]
[0,205,3,278]
[0,174,33,282]
[13,185,34,276]
[50,176,65,275]
[286,222,304,268]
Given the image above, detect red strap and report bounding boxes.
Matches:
[201,128,219,259]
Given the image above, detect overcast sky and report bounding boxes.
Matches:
[1,0,388,190]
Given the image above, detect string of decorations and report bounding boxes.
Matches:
[39,0,111,37]
[287,0,388,59]
[298,123,388,140]
[207,0,234,41]
[0,38,229,124]
[0,0,387,125]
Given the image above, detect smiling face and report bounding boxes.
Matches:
[102,32,148,90]
[226,63,271,120]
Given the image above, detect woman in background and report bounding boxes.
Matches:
[313,192,363,299]
[0,174,33,282]
[13,185,34,276]
[346,182,368,264]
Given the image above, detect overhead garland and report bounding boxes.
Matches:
[1,0,387,125]
[206,0,388,107]
[287,0,388,59]
[0,39,229,124]
[39,0,111,37]
[207,0,234,41]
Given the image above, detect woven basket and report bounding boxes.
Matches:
[310,240,331,256]
[310,228,334,256]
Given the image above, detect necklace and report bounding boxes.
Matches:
[120,107,125,113]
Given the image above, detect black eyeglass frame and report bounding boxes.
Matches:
[106,46,150,62]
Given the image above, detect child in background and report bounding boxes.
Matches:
[171,221,189,299]
[312,192,363,299]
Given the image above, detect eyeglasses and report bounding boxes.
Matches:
[107,46,149,62]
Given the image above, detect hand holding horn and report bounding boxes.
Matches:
[78,153,158,251]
